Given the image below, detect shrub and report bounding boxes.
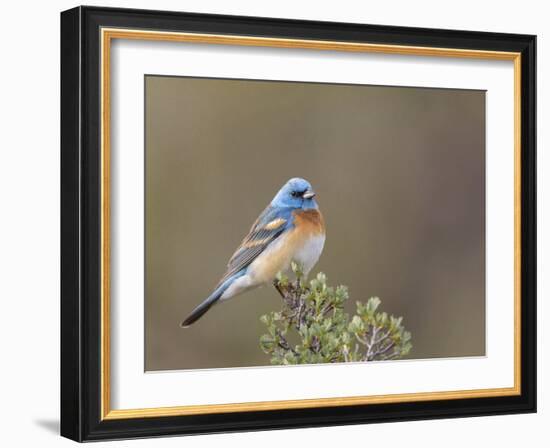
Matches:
[260,262,412,365]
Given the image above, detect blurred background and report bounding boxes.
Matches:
[145,75,485,371]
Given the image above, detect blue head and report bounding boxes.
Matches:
[271,178,318,210]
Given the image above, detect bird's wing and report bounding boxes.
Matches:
[218,206,293,284]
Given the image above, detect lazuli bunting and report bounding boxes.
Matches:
[181,177,325,327]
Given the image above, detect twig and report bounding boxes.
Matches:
[273,280,286,298]
[275,329,298,356]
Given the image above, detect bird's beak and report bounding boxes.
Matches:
[302,190,316,199]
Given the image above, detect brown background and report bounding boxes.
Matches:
[145,75,485,371]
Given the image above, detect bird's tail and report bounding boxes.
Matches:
[180,271,244,327]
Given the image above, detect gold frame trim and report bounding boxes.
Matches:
[100,28,522,420]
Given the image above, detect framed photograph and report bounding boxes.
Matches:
[60,6,536,441]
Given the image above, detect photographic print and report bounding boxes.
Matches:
[61,7,536,440]
[144,76,486,371]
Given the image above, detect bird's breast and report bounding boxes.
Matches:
[292,233,326,276]
[247,208,325,283]
[293,208,325,235]
[290,208,325,275]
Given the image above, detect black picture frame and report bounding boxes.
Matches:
[61,5,536,442]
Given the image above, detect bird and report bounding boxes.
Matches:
[181,177,325,327]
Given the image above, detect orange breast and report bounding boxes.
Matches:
[292,209,325,236]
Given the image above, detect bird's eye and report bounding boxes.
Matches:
[290,191,298,197]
